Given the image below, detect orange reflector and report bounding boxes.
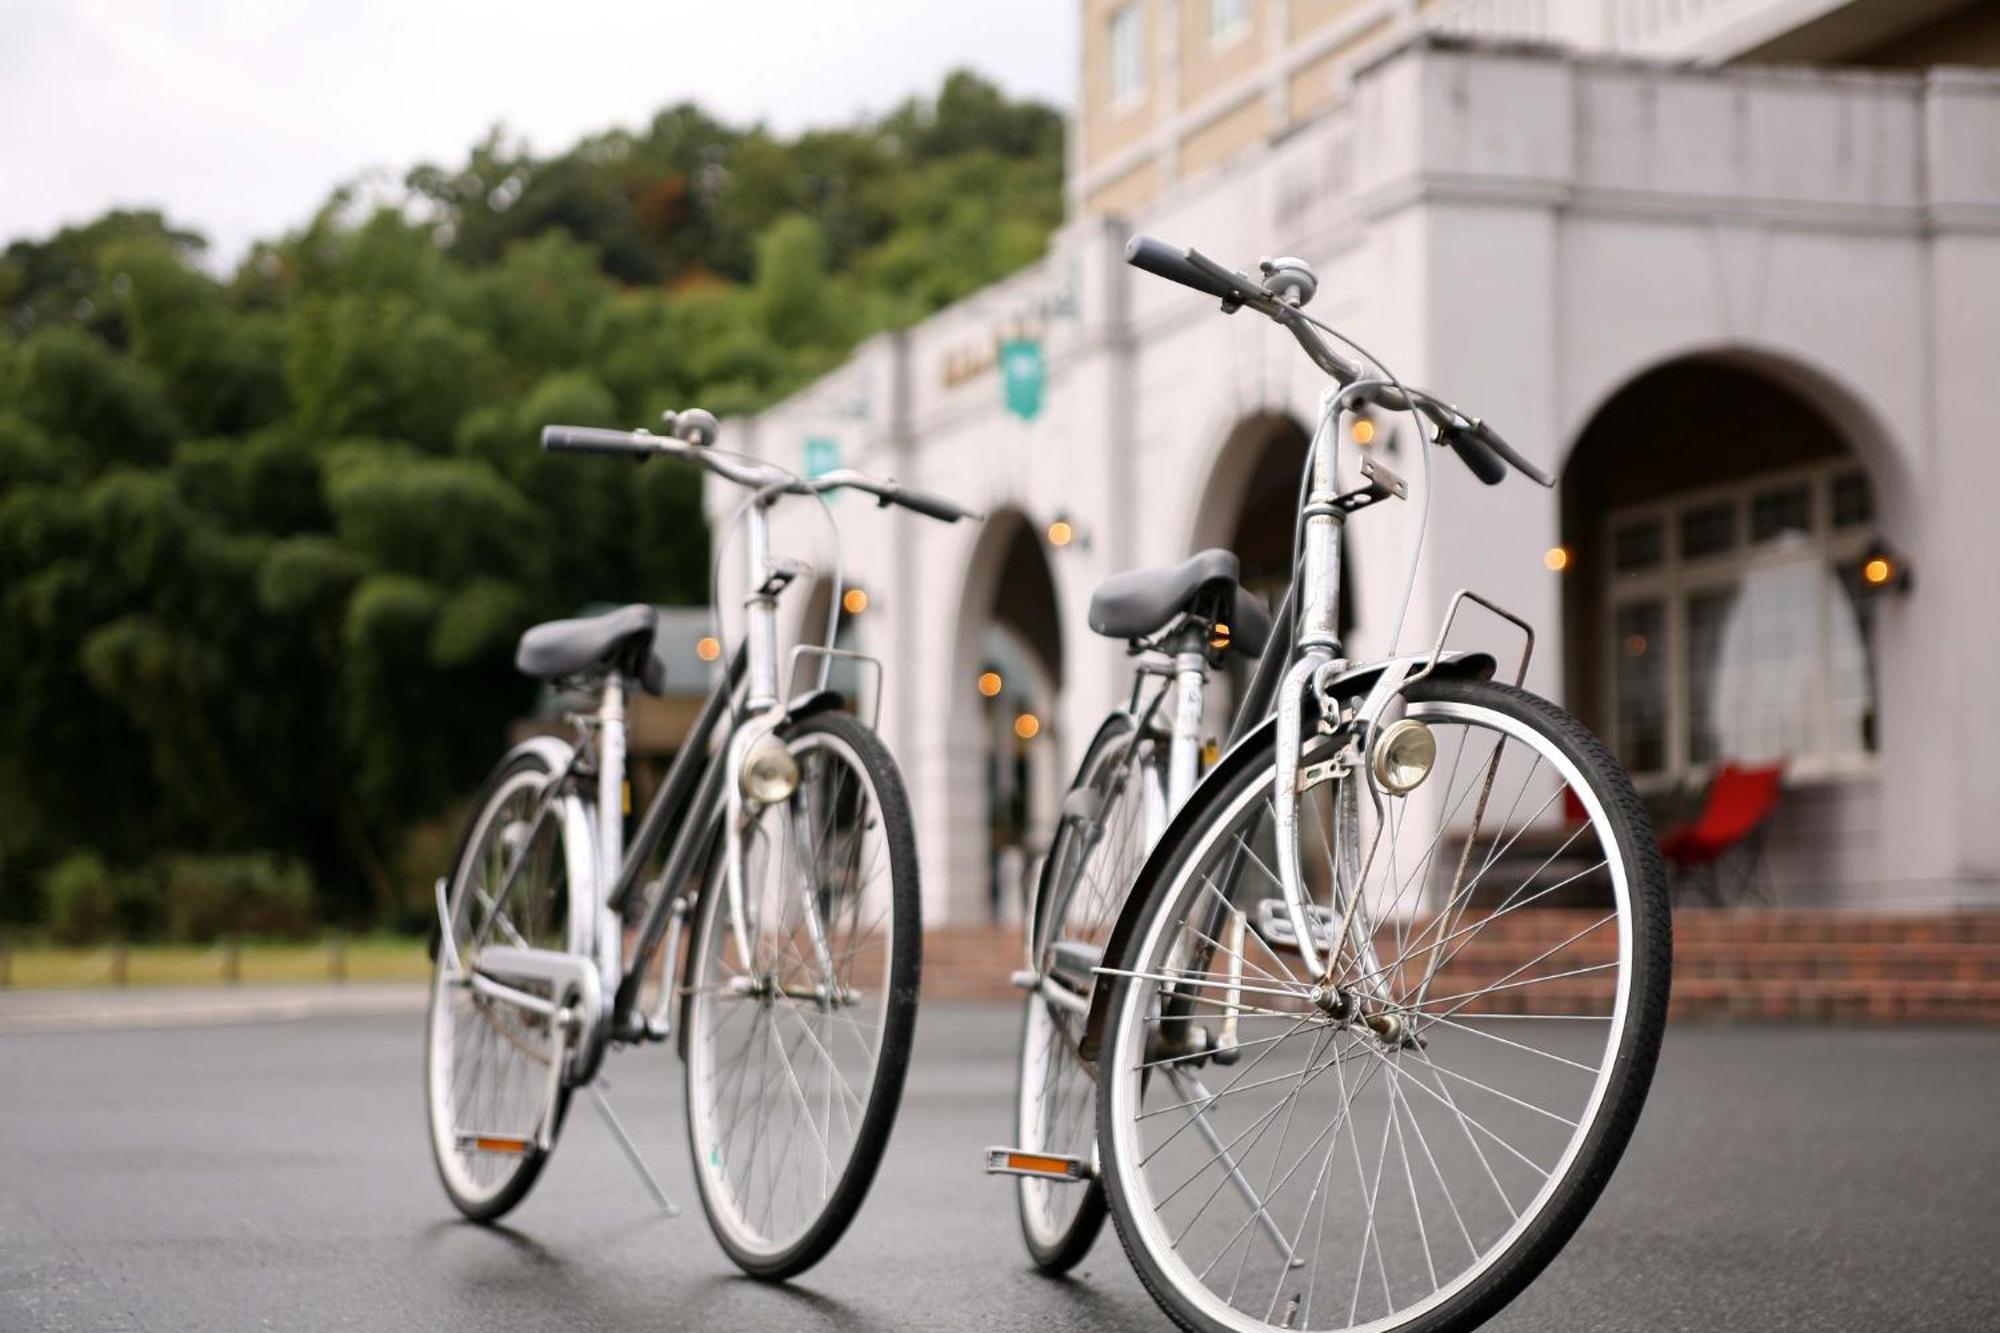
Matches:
[1007,1152,1072,1176]
[461,1134,532,1156]
[984,1146,1088,1180]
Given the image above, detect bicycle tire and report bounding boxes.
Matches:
[1097,676,1671,1333]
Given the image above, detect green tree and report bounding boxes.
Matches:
[0,67,1062,930]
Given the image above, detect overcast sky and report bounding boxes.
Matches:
[2,0,1077,265]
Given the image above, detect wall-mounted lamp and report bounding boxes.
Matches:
[1859,542,1912,594]
[1046,513,1088,551]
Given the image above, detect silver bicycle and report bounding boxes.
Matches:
[988,549,1272,1270]
[424,407,976,1279]
[1041,238,1671,1333]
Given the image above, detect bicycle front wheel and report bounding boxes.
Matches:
[683,710,921,1279]
[1097,676,1670,1333]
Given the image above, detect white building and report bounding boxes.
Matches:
[720,0,2000,924]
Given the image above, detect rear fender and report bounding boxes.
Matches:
[432,736,596,966]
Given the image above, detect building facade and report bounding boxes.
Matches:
[721,0,2000,925]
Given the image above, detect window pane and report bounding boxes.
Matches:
[1698,557,1819,763]
[1208,0,1250,44]
[1684,586,1738,766]
[1831,471,1874,529]
[1109,6,1145,107]
[1613,519,1664,572]
[1679,501,1736,561]
[1613,600,1667,773]
[1830,560,1879,755]
[1750,483,1811,543]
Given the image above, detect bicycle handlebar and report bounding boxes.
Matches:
[1124,232,1555,489]
[539,423,980,522]
[1124,234,1251,303]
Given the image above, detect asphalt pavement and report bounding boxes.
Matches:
[1,1000,1996,1332]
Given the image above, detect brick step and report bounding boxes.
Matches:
[920,914,2000,1022]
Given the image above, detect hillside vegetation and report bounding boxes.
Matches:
[0,72,1063,938]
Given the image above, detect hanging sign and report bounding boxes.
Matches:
[1000,339,1045,421]
[802,436,841,478]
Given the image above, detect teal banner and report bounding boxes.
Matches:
[1000,339,1045,421]
[802,436,840,478]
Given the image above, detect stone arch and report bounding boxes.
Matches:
[1560,349,1896,787]
[946,506,1066,921]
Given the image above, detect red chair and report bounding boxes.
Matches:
[1658,762,1785,905]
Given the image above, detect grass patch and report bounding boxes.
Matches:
[0,937,431,989]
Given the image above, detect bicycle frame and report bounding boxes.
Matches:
[456,494,867,1092]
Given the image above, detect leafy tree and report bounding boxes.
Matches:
[0,68,1062,932]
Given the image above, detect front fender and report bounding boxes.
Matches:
[1076,649,1494,1062]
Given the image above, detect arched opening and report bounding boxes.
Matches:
[1193,412,1312,602]
[1192,411,1353,710]
[954,509,1065,922]
[1562,355,1883,789]
[790,575,868,710]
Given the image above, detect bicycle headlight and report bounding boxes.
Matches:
[1371,718,1436,796]
[741,734,799,804]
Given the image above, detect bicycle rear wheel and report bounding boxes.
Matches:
[1015,715,1150,1272]
[425,747,585,1222]
[1097,677,1670,1333]
[683,710,921,1279]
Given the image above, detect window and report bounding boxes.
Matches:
[1207,0,1251,49]
[1108,4,1147,112]
[1604,462,1877,783]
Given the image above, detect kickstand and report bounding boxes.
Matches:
[588,1080,680,1218]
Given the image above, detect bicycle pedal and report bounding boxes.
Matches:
[984,1147,1093,1183]
[1252,897,1338,955]
[455,1132,534,1157]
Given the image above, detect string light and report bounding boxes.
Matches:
[1014,713,1041,740]
[841,587,869,615]
[695,636,722,662]
[977,671,1003,697]
[1544,545,1571,573]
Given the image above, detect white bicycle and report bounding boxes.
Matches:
[1016,238,1672,1333]
[424,407,976,1279]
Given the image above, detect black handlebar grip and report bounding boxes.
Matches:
[1443,428,1508,486]
[1125,234,1241,302]
[541,425,657,456]
[1469,421,1554,488]
[892,486,977,523]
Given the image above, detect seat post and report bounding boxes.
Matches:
[1166,625,1209,814]
[596,673,627,987]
